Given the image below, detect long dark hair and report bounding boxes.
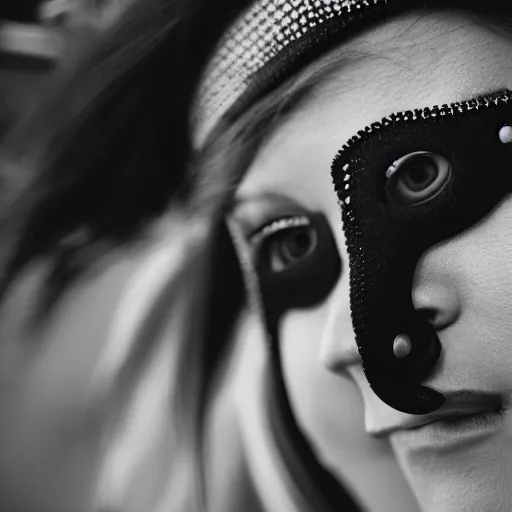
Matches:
[0,0,252,320]
[0,1,255,510]
[2,1,512,512]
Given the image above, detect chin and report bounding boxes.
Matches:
[390,416,512,512]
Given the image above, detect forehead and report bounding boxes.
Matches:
[236,9,512,204]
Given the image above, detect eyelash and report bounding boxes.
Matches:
[244,211,342,313]
[249,215,311,248]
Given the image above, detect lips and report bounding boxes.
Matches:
[368,390,504,438]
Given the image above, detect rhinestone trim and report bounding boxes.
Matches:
[193,0,401,147]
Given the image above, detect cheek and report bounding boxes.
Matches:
[279,304,374,461]
[426,197,512,391]
[278,212,364,452]
[460,198,512,314]
[280,306,359,444]
[279,304,422,512]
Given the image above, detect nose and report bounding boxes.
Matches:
[320,279,361,373]
[321,247,463,436]
[412,253,461,330]
[322,247,461,375]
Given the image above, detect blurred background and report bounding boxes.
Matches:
[0,0,135,142]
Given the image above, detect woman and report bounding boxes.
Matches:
[1,0,512,511]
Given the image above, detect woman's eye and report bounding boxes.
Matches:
[248,213,341,313]
[251,216,317,273]
[266,225,318,272]
[385,151,451,206]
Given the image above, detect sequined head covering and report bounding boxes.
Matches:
[193,0,412,147]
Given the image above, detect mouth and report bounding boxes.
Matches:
[368,390,506,439]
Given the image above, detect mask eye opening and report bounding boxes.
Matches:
[385,151,452,206]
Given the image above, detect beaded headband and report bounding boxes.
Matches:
[192,0,413,147]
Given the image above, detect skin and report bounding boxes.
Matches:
[232,9,512,512]
[1,8,512,512]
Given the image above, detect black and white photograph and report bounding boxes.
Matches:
[0,1,511,511]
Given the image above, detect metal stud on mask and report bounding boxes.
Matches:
[332,89,512,415]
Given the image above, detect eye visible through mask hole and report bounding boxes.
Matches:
[250,212,342,314]
[251,216,319,273]
[385,152,451,206]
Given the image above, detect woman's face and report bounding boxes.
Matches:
[231,10,512,512]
